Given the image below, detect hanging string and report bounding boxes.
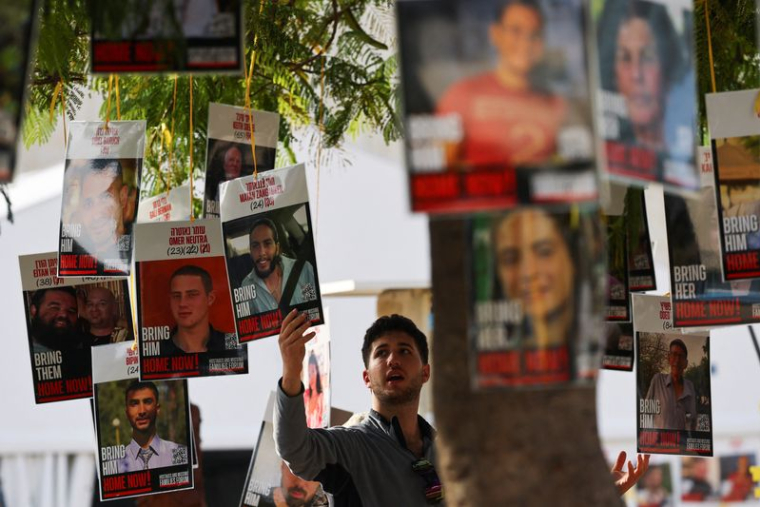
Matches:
[49,79,67,145]
[130,273,138,351]
[164,75,179,192]
[105,74,115,128]
[703,0,717,94]
[315,54,326,244]
[115,75,121,120]
[244,1,266,179]
[189,75,195,222]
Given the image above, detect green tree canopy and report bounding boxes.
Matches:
[25,0,400,199]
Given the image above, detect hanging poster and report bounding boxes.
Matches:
[204,102,280,218]
[602,322,634,371]
[396,0,597,213]
[635,294,713,457]
[0,0,38,183]
[628,188,657,291]
[607,215,631,321]
[20,251,134,403]
[136,183,191,223]
[219,163,324,342]
[664,146,760,328]
[92,343,193,500]
[634,462,673,507]
[681,456,719,501]
[595,0,699,192]
[90,0,243,74]
[58,121,144,277]
[718,453,757,502]
[240,393,331,507]
[302,314,330,429]
[134,218,247,379]
[706,90,760,280]
[469,207,606,388]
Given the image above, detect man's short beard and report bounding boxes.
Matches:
[371,377,422,407]
[31,316,81,350]
[254,254,280,279]
[284,487,315,507]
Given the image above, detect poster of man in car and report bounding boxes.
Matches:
[218,163,324,341]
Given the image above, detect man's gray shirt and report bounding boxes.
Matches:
[274,381,441,507]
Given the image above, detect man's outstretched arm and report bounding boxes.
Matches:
[274,310,358,480]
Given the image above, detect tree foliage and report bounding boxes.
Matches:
[694,0,760,140]
[25,0,400,197]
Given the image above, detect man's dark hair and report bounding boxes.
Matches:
[170,264,213,293]
[125,380,159,404]
[495,0,544,25]
[89,158,124,181]
[31,286,78,309]
[248,218,279,243]
[669,339,688,359]
[307,352,323,395]
[361,314,429,367]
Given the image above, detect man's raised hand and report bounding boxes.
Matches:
[279,309,316,396]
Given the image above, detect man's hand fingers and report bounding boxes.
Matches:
[282,318,312,346]
[612,451,626,473]
[280,311,307,341]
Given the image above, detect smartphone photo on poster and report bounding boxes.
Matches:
[220,164,324,341]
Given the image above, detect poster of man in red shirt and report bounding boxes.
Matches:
[397,0,597,213]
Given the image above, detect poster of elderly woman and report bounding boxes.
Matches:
[595,0,699,192]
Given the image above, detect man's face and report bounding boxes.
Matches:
[362,331,430,406]
[224,147,243,179]
[614,17,663,128]
[170,274,215,331]
[668,344,687,378]
[31,290,78,340]
[80,168,128,251]
[249,224,280,278]
[125,387,159,433]
[489,5,544,78]
[280,462,319,507]
[495,210,574,321]
[85,287,118,329]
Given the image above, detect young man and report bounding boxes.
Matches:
[241,218,317,315]
[275,312,650,505]
[118,381,186,472]
[163,264,227,354]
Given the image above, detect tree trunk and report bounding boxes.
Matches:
[429,219,622,506]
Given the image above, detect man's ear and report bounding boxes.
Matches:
[119,183,129,209]
[362,369,371,389]
[421,363,431,384]
[30,305,37,318]
[207,289,216,307]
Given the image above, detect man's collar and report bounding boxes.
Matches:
[127,434,162,458]
[368,409,436,445]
